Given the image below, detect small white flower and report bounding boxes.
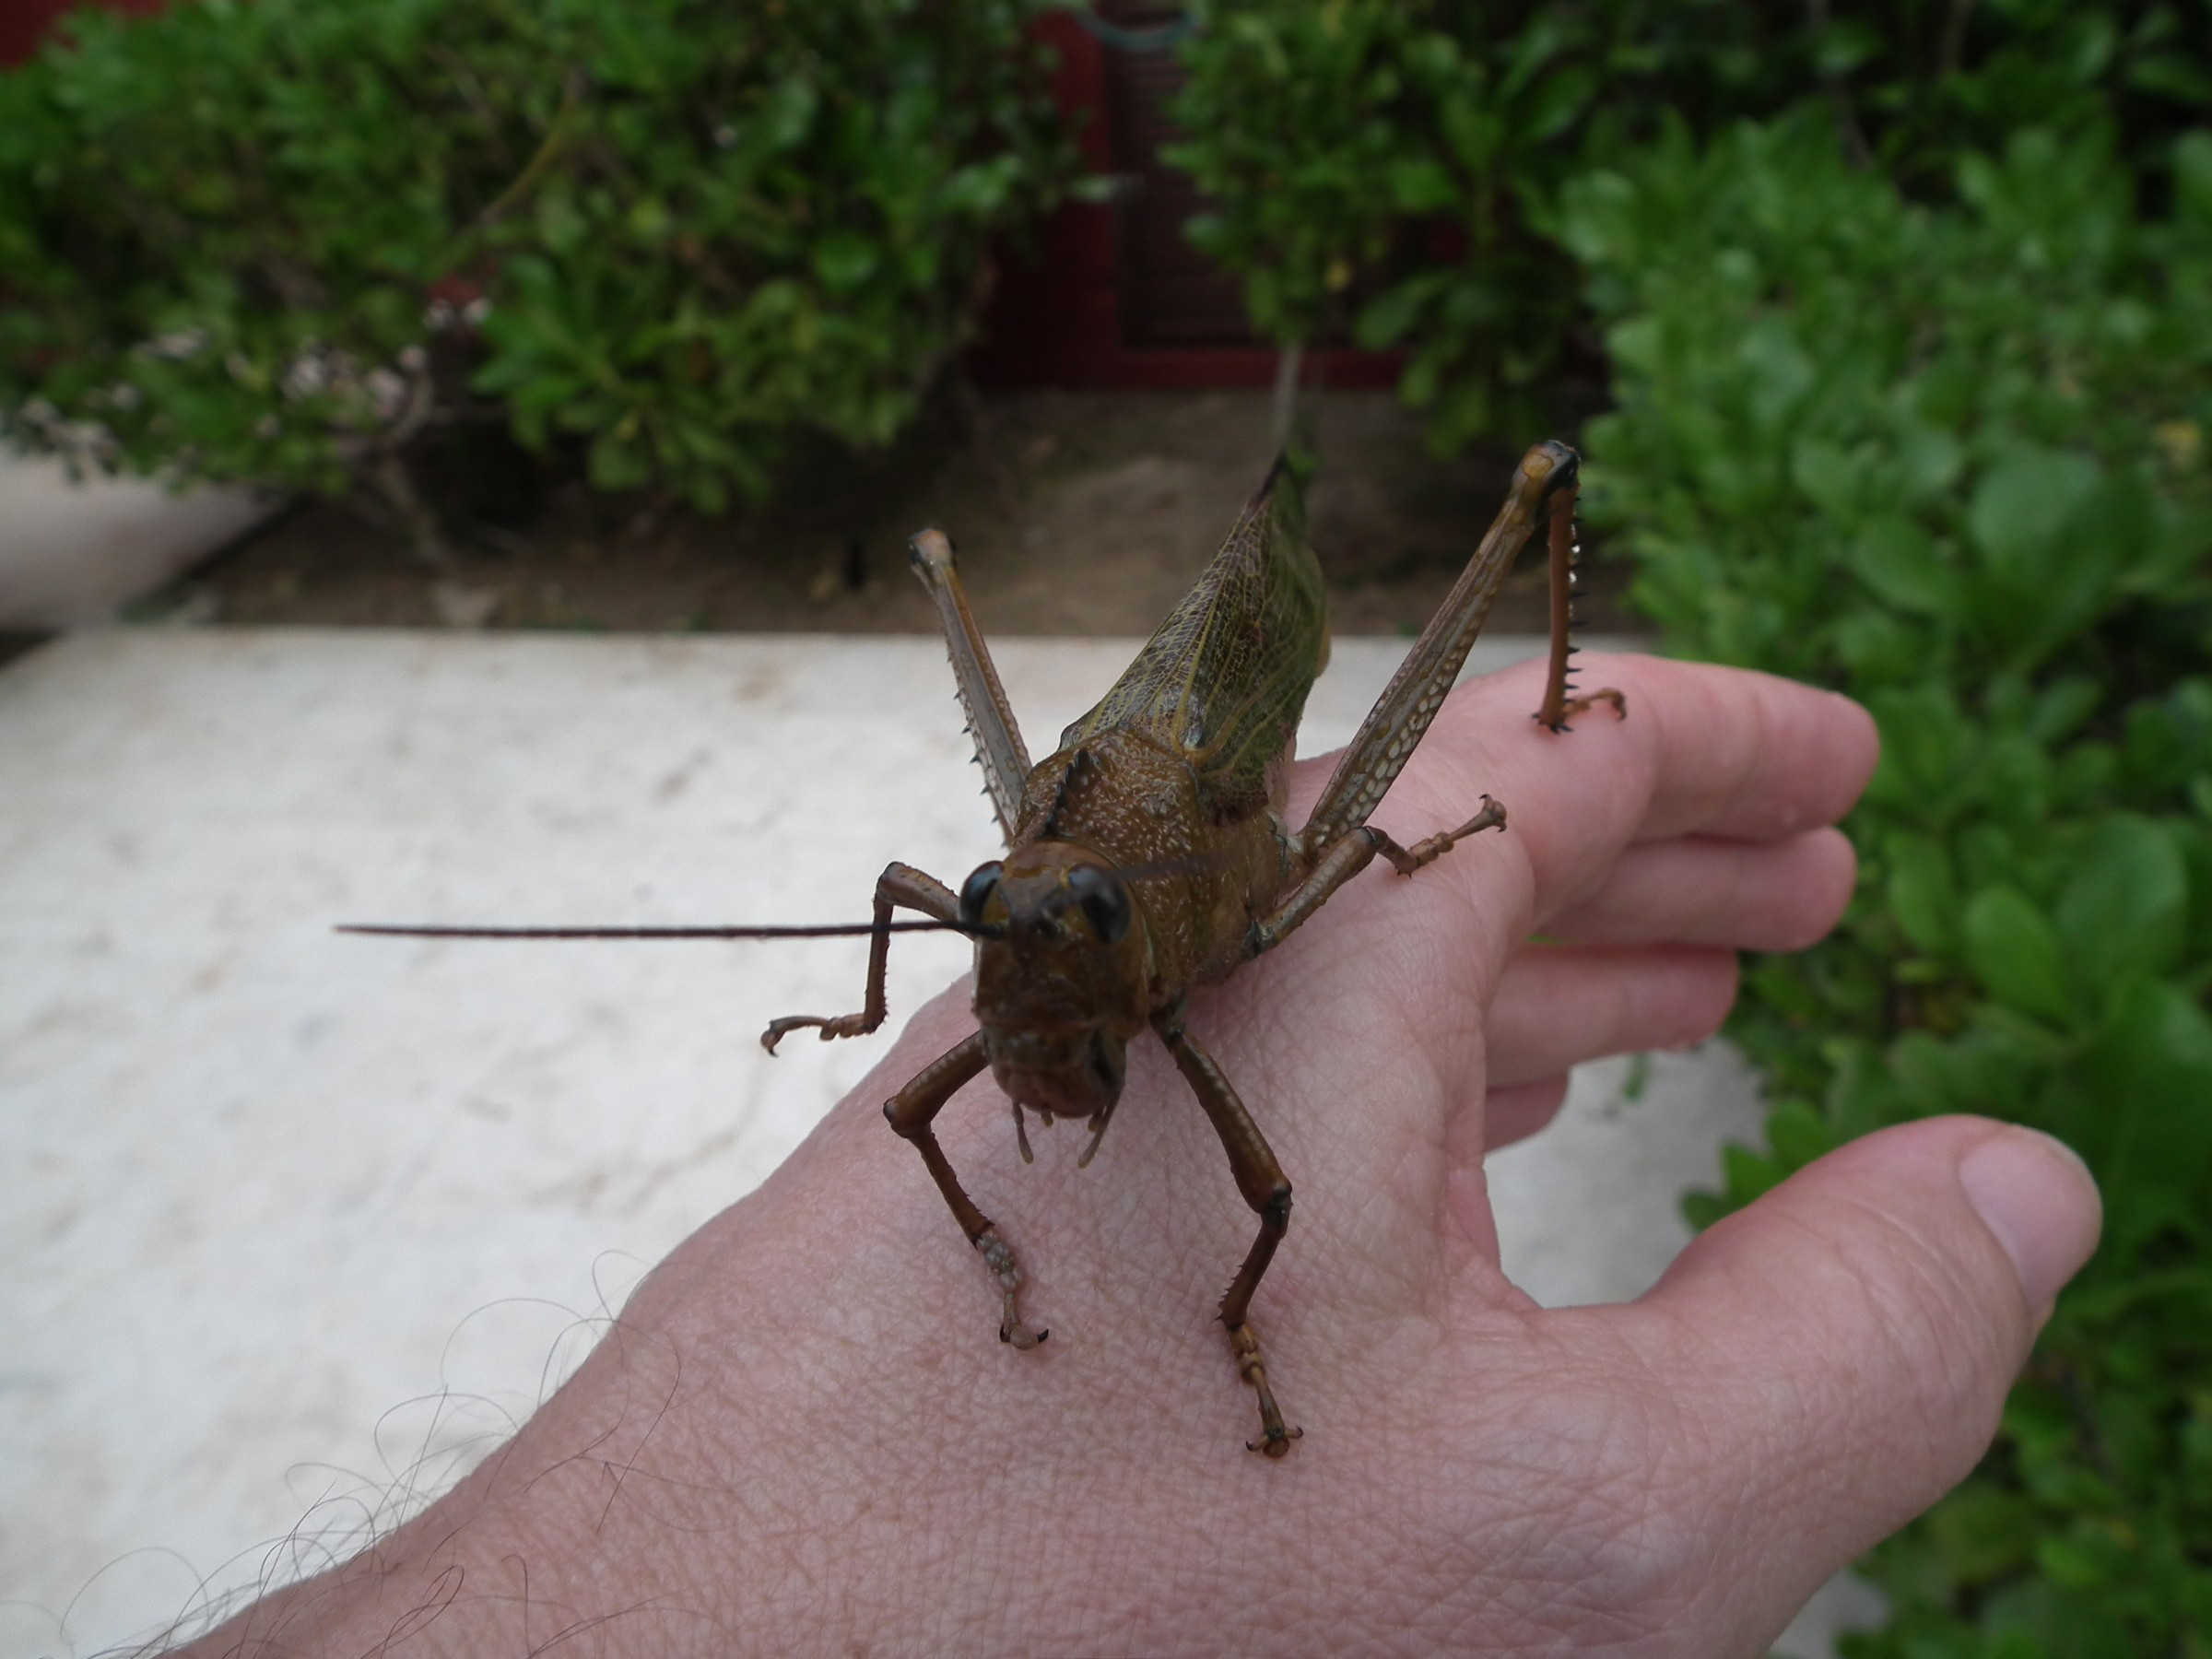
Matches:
[460,297,491,326]
[424,299,458,331]
[283,354,330,399]
[366,367,407,420]
[143,326,210,361]
[398,344,429,373]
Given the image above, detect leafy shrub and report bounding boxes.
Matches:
[1559,112,2212,1654]
[1163,0,1591,450]
[0,0,1071,551]
[1166,0,2212,454]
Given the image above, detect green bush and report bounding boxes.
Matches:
[0,0,1071,550]
[1166,0,2212,453]
[1558,112,2212,1654]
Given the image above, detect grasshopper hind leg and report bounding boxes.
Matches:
[1537,684,1627,731]
[1533,464,1626,732]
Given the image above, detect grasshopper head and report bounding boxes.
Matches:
[962,842,1149,1122]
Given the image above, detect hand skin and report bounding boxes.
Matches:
[180,654,2102,1658]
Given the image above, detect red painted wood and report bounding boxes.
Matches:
[0,0,163,66]
[967,7,1405,393]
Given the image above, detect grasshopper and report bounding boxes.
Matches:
[347,440,1619,1457]
[762,440,1620,1455]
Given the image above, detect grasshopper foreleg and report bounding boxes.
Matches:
[886,1030,1049,1349]
[761,862,958,1053]
[1157,1011,1301,1457]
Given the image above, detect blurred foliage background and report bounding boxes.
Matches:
[1171,2,2212,1651]
[0,0,1073,560]
[4,0,2209,1649]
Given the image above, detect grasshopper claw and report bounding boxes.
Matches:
[978,1229,1047,1350]
[761,1011,872,1053]
[1229,1321,1299,1455]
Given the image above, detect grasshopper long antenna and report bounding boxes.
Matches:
[335,856,1229,945]
[335,921,994,940]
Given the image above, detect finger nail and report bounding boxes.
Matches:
[1958,1128,2102,1311]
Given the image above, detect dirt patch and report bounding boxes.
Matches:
[134,390,1646,640]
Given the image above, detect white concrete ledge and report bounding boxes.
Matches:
[0,629,1873,1656]
[0,449,278,629]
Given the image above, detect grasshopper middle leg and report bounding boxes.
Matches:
[1250,796,1509,957]
[1157,1010,1301,1456]
[885,1029,1048,1349]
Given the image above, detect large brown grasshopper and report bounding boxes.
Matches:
[348,440,1619,1457]
[764,440,1619,1456]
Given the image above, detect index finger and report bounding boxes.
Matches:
[1522,652,1874,840]
[1302,652,1877,933]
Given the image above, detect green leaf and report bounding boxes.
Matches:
[1888,831,1959,954]
[1968,447,2102,575]
[1963,885,2073,1027]
[810,230,878,294]
[1721,1141,1784,1204]
[2076,982,2212,1250]
[1790,436,1863,523]
[1352,275,1436,348]
[586,425,652,491]
[1853,516,1959,618]
[2056,815,2189,989]
[1385,157,1458,213]
[1765,1100,1836,1171]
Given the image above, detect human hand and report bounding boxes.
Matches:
[188,653,2100,1658]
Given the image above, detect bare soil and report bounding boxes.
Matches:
[128,390,1645,640]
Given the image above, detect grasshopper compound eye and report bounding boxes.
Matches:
[959,861,1005,930]
[1067,864,1130,945]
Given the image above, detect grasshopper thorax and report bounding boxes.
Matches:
[962,840,1151,1122]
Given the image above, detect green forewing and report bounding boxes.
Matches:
[1058,459,1327,807]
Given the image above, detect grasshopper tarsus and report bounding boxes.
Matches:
[1230,1321,1300,1456]
[760,1010,874,1053]
[1370,793,1509,877]
[978,1228,1048,1348]
[1533,684,1628,734]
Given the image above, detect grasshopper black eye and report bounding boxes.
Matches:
[1068,864,1130,945]
[959,861,1004,930]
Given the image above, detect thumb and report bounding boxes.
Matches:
[1629,1116,2100,1631]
